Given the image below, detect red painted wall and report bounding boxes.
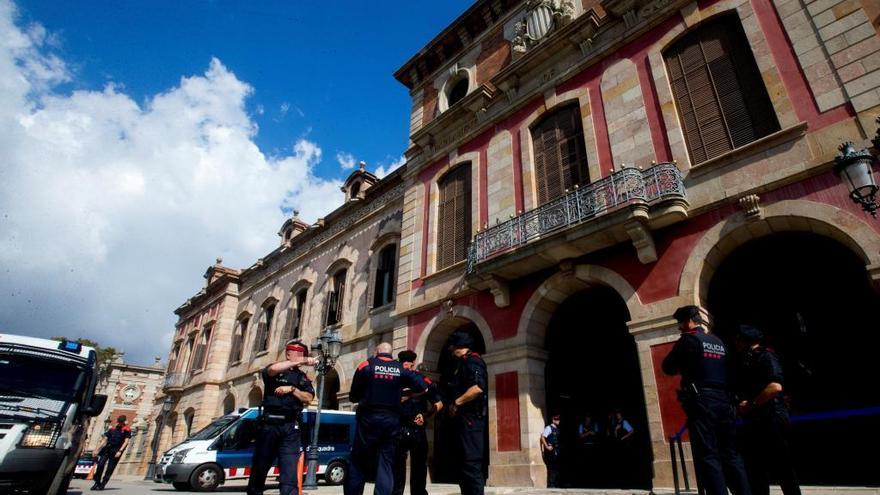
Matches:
[651,342,689,440]
[495,371,522,452]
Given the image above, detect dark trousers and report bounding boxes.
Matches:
[685,389,752,495]
[247,421,301,495]
[392,426,428,495]
[93,448,120,487]
[543,452,560,488]
[743,410,801,495]
[345,411,400,495]
[456,414,486,495]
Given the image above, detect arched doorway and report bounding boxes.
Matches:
[708,231,880,486]
[425,321,487,484]
[544,286,652,489]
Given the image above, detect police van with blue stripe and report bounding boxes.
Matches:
[155,408,355,491]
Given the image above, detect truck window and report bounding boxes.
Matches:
[317,423,350,445]
[188,415,238,441]
[221,418,258,450]
[0,354,84,406]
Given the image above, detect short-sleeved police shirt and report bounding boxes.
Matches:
[452,352,488,417]
[261,366,315,416]
[104,425,132,450]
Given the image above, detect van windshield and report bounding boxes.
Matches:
[0,353,84,419]
[188,415,238,440]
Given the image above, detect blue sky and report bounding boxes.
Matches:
[15,0,470,178]
[0,0,471,363]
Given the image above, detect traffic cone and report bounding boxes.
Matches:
[86,464,95,481]
[297,452,304,493]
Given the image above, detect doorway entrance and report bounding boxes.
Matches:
[544,286,652,489]
[708,231,880,486]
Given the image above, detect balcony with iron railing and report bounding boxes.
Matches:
[466,163,688,294]
[163,372,188,392]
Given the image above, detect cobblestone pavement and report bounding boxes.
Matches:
[69,477,880,495]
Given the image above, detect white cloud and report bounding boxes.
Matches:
[375,155,406,178]
[336,151,357,170]
[0,0,343,363]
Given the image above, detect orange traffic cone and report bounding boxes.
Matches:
[86,464,95,481]
[297,452,304,493]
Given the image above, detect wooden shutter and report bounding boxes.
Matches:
[335,271,346,324]
[438,165,471,269]
[665,14,779,165]
[229,331,242,362]
[533,106,589,205]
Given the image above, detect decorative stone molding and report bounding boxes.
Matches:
[473,275,511,308]
[738,194,763,221]
[512,0,577,59]
[624,220,658,263]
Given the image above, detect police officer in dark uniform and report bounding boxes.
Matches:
[734,324,801,495]
[247,339,316,495]
[540,414,561,488]
[446,331,488,495]
[662,306,751,495]
[392,350,443,495]
[91,415,131,490]
[345,343,428,495]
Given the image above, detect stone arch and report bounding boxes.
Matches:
[222,392,236,415]
[679,200,880,306]
[247,386,263,408]
[516,264,647,348]
[413,305,494,374]
[182,407,196,437]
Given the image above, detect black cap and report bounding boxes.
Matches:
[117,415,127,423]
[736,324,763,343]
[398,350,417,363]
[673,305,703,323]
[449,331,474,349]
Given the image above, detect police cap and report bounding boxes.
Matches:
[673,305,704,323]
[398,350,417,363]
[449,331,474,349]
[736,324,763,343]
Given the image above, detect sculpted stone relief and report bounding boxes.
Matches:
[512,0,576,58]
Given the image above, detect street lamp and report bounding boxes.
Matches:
[834,141,879,217]
[303,328,343,490]
[144,396,176,480]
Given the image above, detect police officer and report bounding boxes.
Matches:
[91,415,131,490]
[345,343,428,495]
[247,339,316,495]
[734,324,801,495]
[662,306,751,495]
[540,414,561,488]
[393,350,443,495]
[446,331,488,495]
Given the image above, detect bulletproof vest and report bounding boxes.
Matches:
[685,331,729,389]
[358,354,406,412]
[546,424,560,449]
[262,367,309,416]
[105,425,129,449]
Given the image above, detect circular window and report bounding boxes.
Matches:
[447,77,469,107]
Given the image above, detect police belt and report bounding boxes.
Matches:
[261,412,301,424]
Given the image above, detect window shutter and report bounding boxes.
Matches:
[438,165,471,269]
[533,106,589,205]
[665,15,779,165]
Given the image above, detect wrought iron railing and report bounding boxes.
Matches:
[163,372,187,389]
[467,162,686,272]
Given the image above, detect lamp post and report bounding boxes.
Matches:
[144,396,176,480]
[303,328,343,490]
[834,141,879,217]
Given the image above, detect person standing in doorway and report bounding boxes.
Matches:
[90,415,131,490]
[393,350,443,495]
[662,305,751,495]
[734,324,801,495]
[447,331,488,495]
[540,414,562,488]
[247,339,316,495]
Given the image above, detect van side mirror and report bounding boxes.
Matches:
[83,394,107,417]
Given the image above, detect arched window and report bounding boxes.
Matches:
[222,394,235,415]
[531,104,590,205]
[373,244,397,308]
[664,14,779,165]
[438,165,472,270]
[184,409,195,438]
[447,76,469,107]
[252,302,276,355]
[248,388,262,408]
[229,317,248,363]
[289,288,308,340]
[325,269,347,327]
[190,325,212,371]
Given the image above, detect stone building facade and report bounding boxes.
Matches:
[153,0,880,489]
[85,357,165,476]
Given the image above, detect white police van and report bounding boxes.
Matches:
[0,334,107,494]
[155,408,355,491]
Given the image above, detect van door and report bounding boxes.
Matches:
[215,417,259,479]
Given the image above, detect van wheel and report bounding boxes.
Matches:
[172,481,192,490]
[189,464,222,491]
[324,460,347,485]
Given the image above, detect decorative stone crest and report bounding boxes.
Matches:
[738,194,763,221]
[512,0,576,58]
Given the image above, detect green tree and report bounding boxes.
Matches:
[51,336,120,378]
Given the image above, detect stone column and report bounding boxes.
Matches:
[484,344,548,487]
